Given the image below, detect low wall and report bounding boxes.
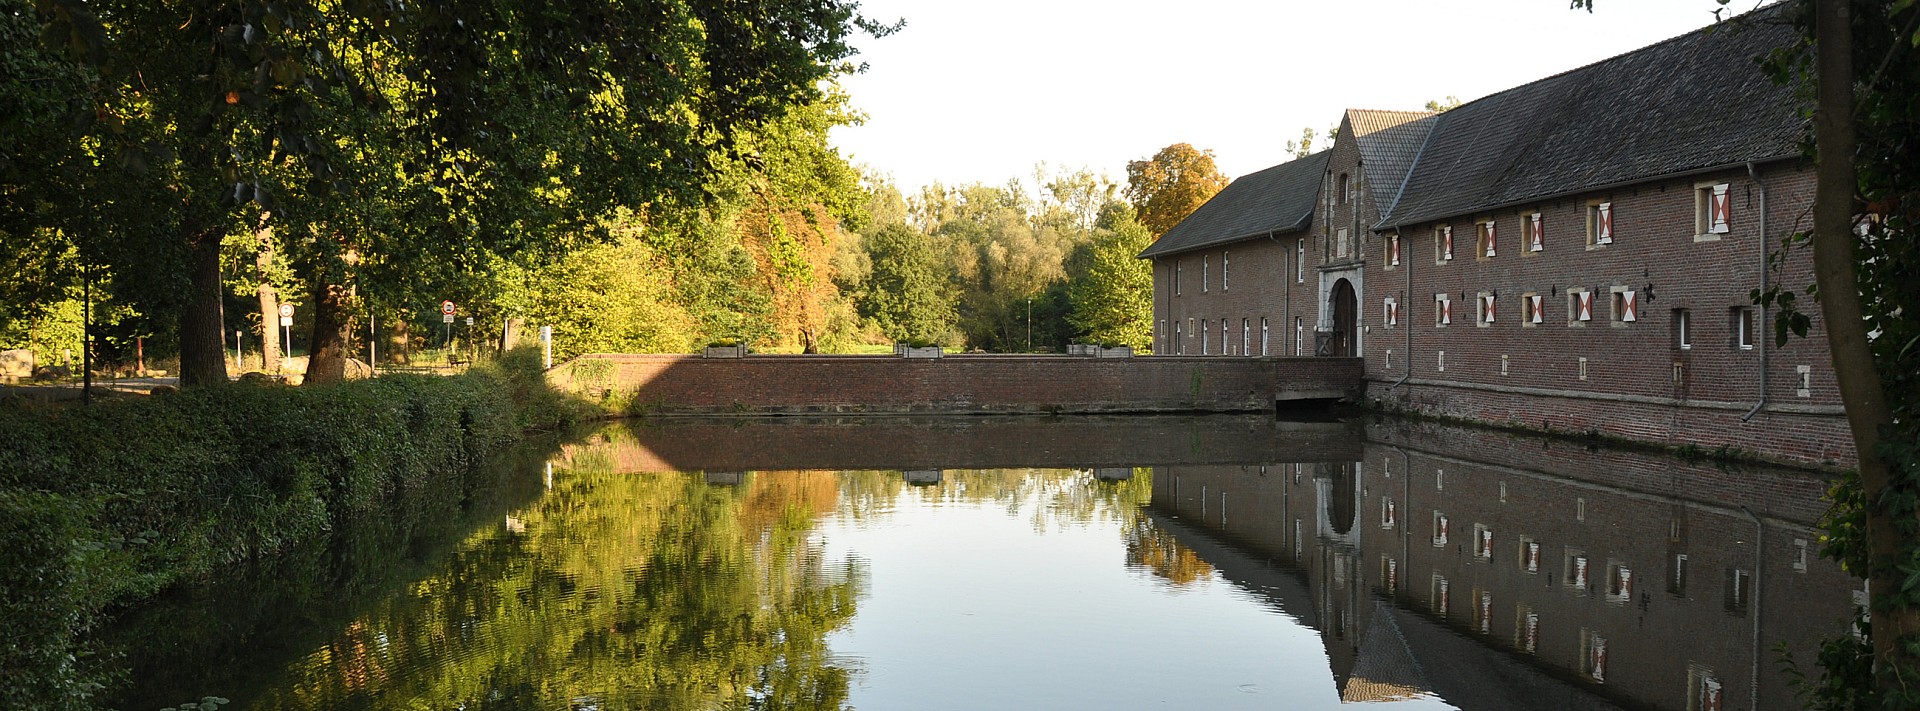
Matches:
[548,354,1362,416]
[1365,377,1855,469]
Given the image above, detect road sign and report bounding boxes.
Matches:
[443,314,454,323]
[465,316,474,326]
[279,303,293,318]
[440,300,456,316]
[279,316,293,327]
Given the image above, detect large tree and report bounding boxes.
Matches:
[1067,205,1154,350]
[1124,143,1228,237]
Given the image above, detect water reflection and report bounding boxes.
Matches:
[1152,419,1857,711]
[101,416,1854,711]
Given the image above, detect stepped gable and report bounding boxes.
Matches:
[1381,4,1804,229]
[1347,109,1438,222]
[1137,149,1331,259]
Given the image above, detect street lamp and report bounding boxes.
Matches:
[1027,298,1033,352]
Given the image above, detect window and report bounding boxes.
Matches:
[1669,553,1689,595]
[1607,563,1634,602]
[1567,550,1590,590]
[1436,226,1454,262]
[1582,630,1608,683]
[1382,556,1398,591]
[1174,321,1183,354]
[1432,511,1450,546]
[1337,173,1350,203]
[1524,292,1544,326]
[1735,307,1756,350]
[1587,201,1613,246]
[1241,318,1250,356]
[1474,524,1494,559]
[1526,212,1544,252]
[1725,568,1751,614]
[1798,365,1812,397]
[1611,287,1639,324]
[1384,297,1399,328]
[1438,350,1447,372]
[1568,288,1594,324]
[1222,251,1229,291]
[1388,233,1401,267]
[1518,609,1540,653]
[1202,256,1209,292]
[1674,309,1692,349]
[1296,239,1305,282]
[1477,590,1495,633]
[1519,538,1541,573]
[1295,317,1304,355]
[1432,575,1450,614]
[1221,320,1230,356]
[1435,293,1453,326]
[1158,320,1165,351]
[1260,318,1269,356]
[1478,291,1496,326]
[1381,496,1397,528]
[1175,259,1182,295]
[1691,669,1724,711]
[1478,220,1497,258]
[1200,319,1209,354]
[1696,182,1731,238]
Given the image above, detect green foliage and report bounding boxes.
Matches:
[1067,208,1155,351]
[858,223,956,343]
[0,350,583,707]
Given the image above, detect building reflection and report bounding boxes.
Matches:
[1150,421,1858,711]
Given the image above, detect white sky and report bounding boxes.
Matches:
[830,0,1761,196]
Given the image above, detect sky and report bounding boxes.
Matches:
[828,0,1770,197]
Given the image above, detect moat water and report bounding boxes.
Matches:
[107,416,1856,711]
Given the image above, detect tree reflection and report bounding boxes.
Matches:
[244,465,864,710]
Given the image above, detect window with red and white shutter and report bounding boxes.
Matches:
[1436,294,1453,325]
[1385,298,1399,327]
[1529,213,1544,252]
[1482,293,1496,323]
[1529,294,1545,324]
[1576,291,1594,322]
[1482,221,1497,257]
[1597,202,1613,244]
[1620,290,1638,322]
[1389,234,1401,266]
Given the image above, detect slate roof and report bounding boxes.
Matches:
[1347,109,1438,223]
[1137,150,1331,259]
[1381,4,1804,228]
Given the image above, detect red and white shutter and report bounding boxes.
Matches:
[1480,528,1494,557]
[1482,294,1496,323]
[1617,567,1633,598]
[1591,636,1608,682]
[1386,558,1398,589]
[1711,184,1731,233]
[1442,298,1453,325]
[1598,202,1613,244]
[1702,678,1723,711]
[1480,592,1493,633]
[1443,227,1454,260]
[1390,235,1401,266]
[1527,542,1541,572]
[1530,294,1545,324]
[1577,292,1594,322]
[1574,555,1590,588]
[1438,515,1450,542]
[1525,612,1540,653]
[1386,299,1399,326]
[1621,290,1638,322]
[1484,222,1497,257]
[1438,578,1450,610]
[1529,213,1544,252]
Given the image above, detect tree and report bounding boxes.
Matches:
[859,223,955,344]
[1067,206,1154,350]
[1283,127,1318,160]
[1125,143,1228,237]
[1423,95,1463,112]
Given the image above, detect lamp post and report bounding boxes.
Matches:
[1026,298,1033,352]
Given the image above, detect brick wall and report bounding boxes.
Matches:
[548,354,1362,415]
[1153,236,1322,358]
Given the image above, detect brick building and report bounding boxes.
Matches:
[1140,5,1852,466]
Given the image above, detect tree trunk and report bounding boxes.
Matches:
[1813,0,1912,685]
[254,217,281,373]
[177,230,227,387]
[304,279,354,384]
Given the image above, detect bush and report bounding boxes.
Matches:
[0,349,583,708]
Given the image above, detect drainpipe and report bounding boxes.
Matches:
[1391,229,1414,390]
[1742,162,1769,421]
[1740,505,1763,711]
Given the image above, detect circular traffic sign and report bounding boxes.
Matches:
[278,303,293,318]
[441,300,456,315]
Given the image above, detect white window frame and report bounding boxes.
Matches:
[1676,309,1692,349]
[1436,293,1453,327]
[1478,219,1498,258]
[1222,251,1229,291]
[1478,291,1496,326]
[1696,181,1732,240]
[1436,225,1454,263]
[1588,201,1613,247]
[1384,297,1399,328]
[1736,307,1756,350]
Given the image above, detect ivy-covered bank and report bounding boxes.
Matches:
[0,351,584,710]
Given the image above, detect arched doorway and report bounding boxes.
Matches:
[1327,278,1357,357]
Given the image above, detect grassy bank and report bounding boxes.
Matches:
[0,350,585,709]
